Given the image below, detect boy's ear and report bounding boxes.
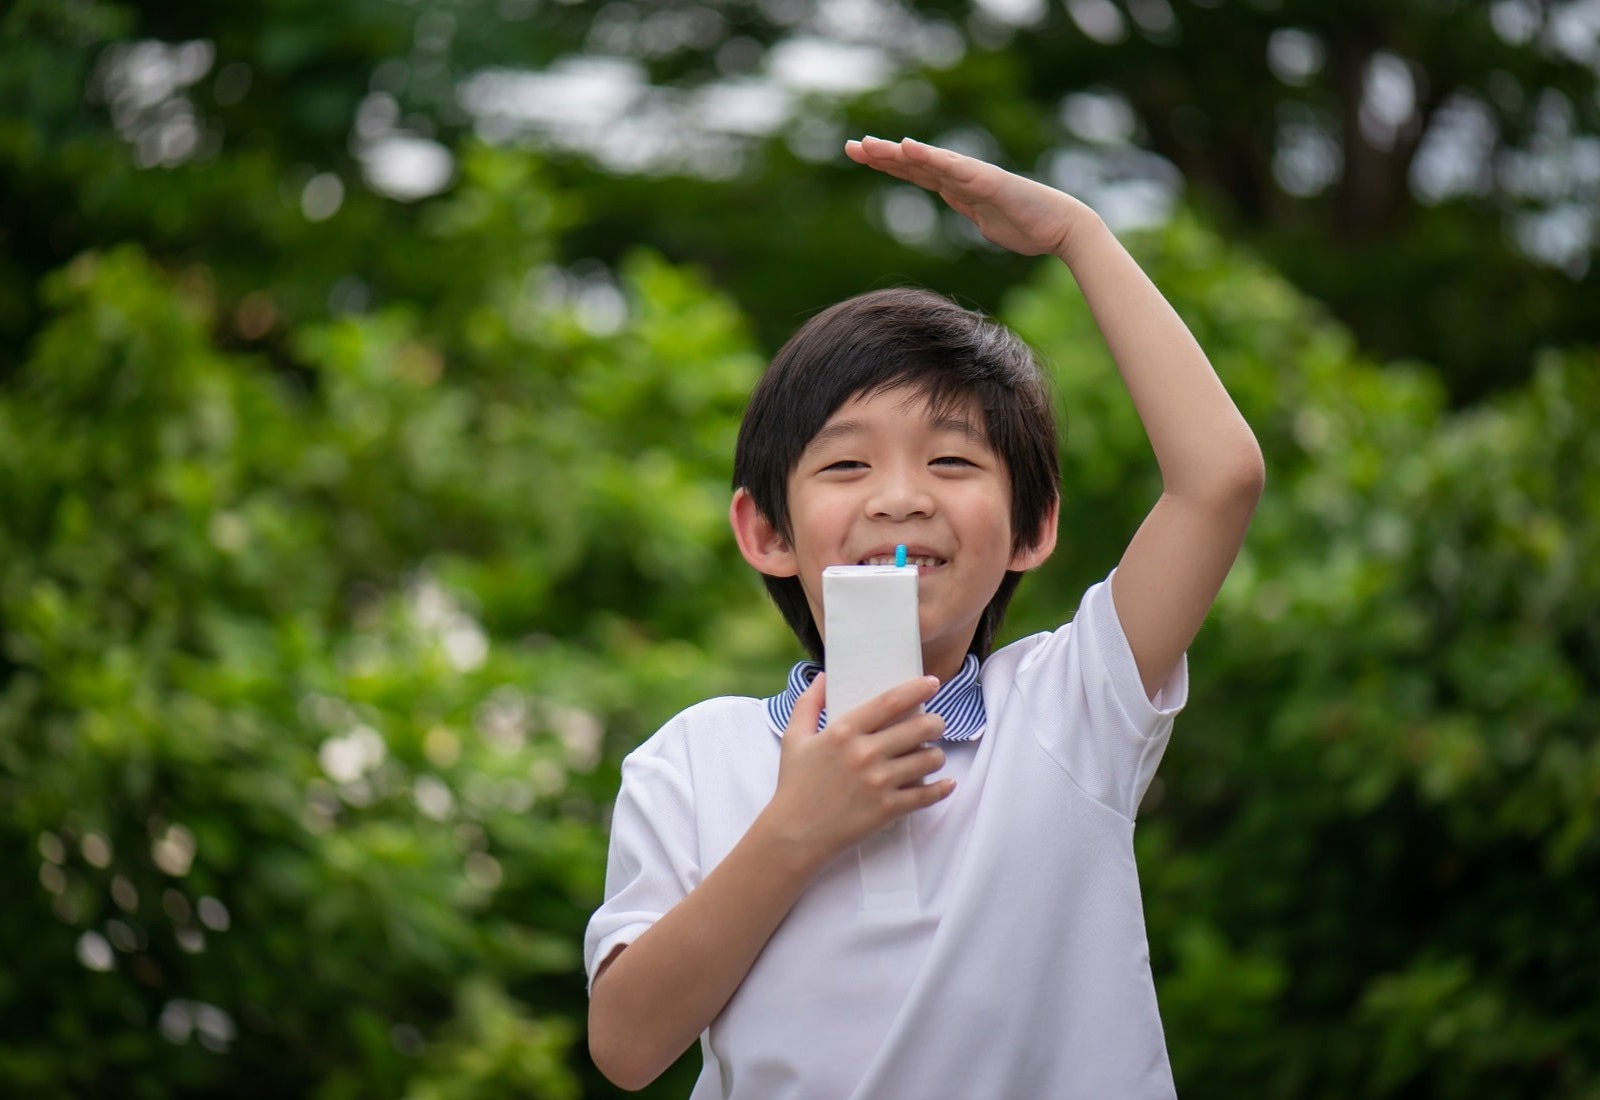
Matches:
[1009,498,1060,571]
[730,488,799,577]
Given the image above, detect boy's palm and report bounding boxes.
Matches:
[845,136,1086,258]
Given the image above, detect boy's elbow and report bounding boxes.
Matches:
[590,1032,655,1092]
[589,1005,668,1092]
[594,1059,658,1093]
[1199,436,1265,512]
[1231,441,1266,504]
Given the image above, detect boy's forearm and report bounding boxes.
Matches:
[588,811,825,1090]
[1056,214,1264,497]
[591,676,951,1088]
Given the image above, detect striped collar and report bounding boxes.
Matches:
[763,654,986,742]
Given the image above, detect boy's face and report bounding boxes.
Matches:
[753,384,1051,683]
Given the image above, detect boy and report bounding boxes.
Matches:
[584,136,1264,1097]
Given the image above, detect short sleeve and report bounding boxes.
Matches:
[582,740,701,993]
[998,571,1187,820]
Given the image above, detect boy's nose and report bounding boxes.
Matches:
[866,472,935,519]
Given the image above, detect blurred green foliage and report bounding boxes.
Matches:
[3,1,1599,1097]
[0,150,784,1097]
[8,0,1600,404]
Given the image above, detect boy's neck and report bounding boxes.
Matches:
[921,639,975,686]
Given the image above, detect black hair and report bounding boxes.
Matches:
[733,287,1060,662]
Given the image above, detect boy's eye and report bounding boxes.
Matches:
[932,456,976,467]
[822,459,866,472]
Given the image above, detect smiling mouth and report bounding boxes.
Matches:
[860,554,947,568]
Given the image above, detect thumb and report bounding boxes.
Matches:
[786,672,825,738]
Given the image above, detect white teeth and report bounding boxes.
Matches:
[861,555,944,567]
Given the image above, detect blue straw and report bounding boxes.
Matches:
[895,544,907,568]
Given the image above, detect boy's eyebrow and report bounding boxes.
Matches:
[804,420,867,452]
[928,413,987,441]
[804,413,986,453]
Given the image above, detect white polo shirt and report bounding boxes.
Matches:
[585,575,1186,1099]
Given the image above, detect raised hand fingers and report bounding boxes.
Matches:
[847,137,981,187]
[848,134,1080,257]
[844,142,927,188]
[846,134,952,166]
[846,137,996,227]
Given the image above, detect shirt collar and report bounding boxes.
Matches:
[763,654,986,742]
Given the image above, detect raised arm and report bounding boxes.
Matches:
[847,136,1264,696]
